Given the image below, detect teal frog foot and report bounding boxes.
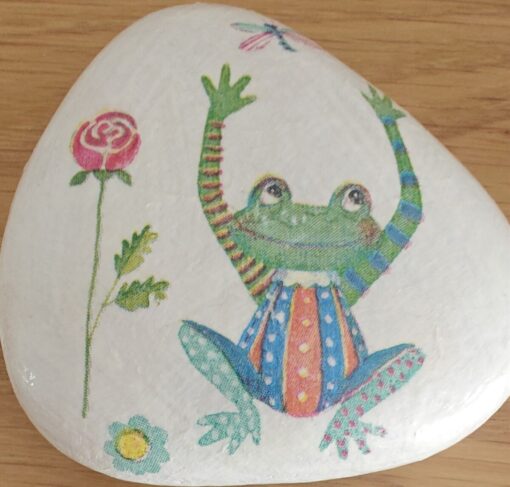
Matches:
[197,406,261,454]
[320,347,425,459]
[179,322,261,454]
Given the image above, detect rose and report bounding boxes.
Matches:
[72,111,141,171]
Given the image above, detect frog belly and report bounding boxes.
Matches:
[238,279,368,416]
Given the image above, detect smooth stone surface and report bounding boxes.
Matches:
[0,3,509,486]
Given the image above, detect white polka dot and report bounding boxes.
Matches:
[269,398,276,406]
[245,408,253,417]
[181,336,189,344]
[358,344,365,352]
[207,350,218,359]
[211,430,220,441]
[247,327,255,336]
[281,291,288,300]
[298,367,309,378]
[247,418,256,429]
[325,337,334,348]
[198,337,206,345]
[299,342,310,353]
[220,363,230,373]
[324,401,330,408]
[321,291,330,299]
[325,314,333,324]
[327,356,337,367]
[240,341,248,349]
[212,374,221,385]
[255,310,262,318]
[265,352,274,363]
[291,215,298,225]
[219,416,228,424]
[297,391,308,402]
[227,425,234,435]
[327,382,335,390]
[231,439,239,449]
[200,363,210,372]
[264,376,273,385]
[268,333,276,343]
[275,311,285,324]
[352,328,358,336]
[189,348,196,356]
[242,392,250,401]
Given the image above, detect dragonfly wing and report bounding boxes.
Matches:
[231,22,267,33]
[239,32,274,51]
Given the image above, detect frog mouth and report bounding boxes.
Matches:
[233,221,358,250]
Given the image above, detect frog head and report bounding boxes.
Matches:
[231,175,381,272]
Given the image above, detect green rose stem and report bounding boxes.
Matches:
[88,278,119,336]
[82,175,106,418]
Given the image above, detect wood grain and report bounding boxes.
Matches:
[0,1,509,486]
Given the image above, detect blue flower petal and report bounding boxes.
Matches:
[128,415,151,431]
[108,422,125,438]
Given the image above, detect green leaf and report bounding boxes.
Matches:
[115,277,169,311]
[93,169,113,182]
[115,170,132,186]
[70,171,89,186]
[114,225,158,277]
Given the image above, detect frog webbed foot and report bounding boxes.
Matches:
[179,321,262,454]
[198,406,261,455]
[320,417,387,458]
[320,346,425,460]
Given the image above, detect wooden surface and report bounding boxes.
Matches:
[0,1,509,486]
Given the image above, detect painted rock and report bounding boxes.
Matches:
[0,4,509,485]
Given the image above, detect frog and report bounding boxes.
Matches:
[178,64,425,458]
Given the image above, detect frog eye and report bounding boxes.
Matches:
[342,188,366,212]
[260,180,286,205]
[330,183,371,212]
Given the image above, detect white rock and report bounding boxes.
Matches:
[0,4,509,485]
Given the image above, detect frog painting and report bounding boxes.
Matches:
[178,64,425,459]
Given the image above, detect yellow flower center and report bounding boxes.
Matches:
[115,428,150,461]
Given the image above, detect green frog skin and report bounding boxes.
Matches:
[179,64,425,458]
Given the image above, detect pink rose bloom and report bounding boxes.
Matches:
[72,112,141,171]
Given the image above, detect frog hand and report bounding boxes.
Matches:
[197,403,261,455]
[202,64,256,121]
[362,86,406,124]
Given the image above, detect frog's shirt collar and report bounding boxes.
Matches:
[274,269,340,287]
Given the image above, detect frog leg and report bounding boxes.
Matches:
[179,321,262,454]
[319,345,425,459]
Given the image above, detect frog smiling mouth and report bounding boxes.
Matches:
[233,220,360,250]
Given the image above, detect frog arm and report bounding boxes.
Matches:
[198,64,276,305]
[339,87,423,307]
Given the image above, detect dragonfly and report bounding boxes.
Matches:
[231,22,319,53]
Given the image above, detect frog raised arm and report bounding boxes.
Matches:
[179,64,425,458]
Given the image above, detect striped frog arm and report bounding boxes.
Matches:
[339,88,423,307]
[198,64,276,304]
